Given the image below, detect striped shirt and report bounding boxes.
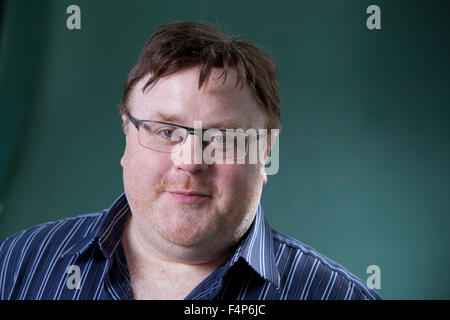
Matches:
[0,193,382,300]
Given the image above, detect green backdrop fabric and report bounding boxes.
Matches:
[1,0,449,299]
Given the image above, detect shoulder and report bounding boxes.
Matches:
[0,212,106,299]
[270,228,382,300]
[0,212,105,255]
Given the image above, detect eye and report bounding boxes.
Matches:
[160,129,174,138]
[210,134,226,144]
[156,128,174,138]
[156,127,185,142]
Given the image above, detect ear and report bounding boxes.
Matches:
[263,131,278,161]
[121,114,129,134]
[120,114,128,168]
[261,130,278,186]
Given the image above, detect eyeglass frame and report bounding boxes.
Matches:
[125,112,266,153]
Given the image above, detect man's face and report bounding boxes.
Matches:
[121,66,271,260]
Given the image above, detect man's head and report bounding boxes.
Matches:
[119,21,281,262]
[119,21,281,130]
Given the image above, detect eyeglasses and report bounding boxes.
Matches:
[126,112,265,161]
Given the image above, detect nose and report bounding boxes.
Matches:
[171,133,209,174]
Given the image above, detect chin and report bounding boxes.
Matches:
[157,215,221,249]
[162,223,216,247]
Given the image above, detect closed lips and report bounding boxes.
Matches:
[168,191,209,197]
[167,190,211,204]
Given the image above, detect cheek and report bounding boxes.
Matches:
[121,144,170,192]
[218,164,264,200]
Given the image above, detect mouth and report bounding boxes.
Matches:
[166,190,211,205]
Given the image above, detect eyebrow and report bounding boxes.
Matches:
[153,111,182,123]
[153,111,244,129]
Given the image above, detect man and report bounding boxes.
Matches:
[0,21,381,300]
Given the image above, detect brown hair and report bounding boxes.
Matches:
[119,21,281,130]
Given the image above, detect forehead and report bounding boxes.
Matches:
[128,66,268,129]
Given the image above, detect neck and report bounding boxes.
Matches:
[120,213,234,299]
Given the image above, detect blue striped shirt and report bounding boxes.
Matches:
[0,193,382,300]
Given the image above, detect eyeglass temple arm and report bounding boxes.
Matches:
[126,112,140,129]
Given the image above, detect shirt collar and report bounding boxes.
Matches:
[229,204,281,288]
[60,193,130,258]
[60,193,281,287]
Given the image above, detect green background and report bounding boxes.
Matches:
[1,0,449,299]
